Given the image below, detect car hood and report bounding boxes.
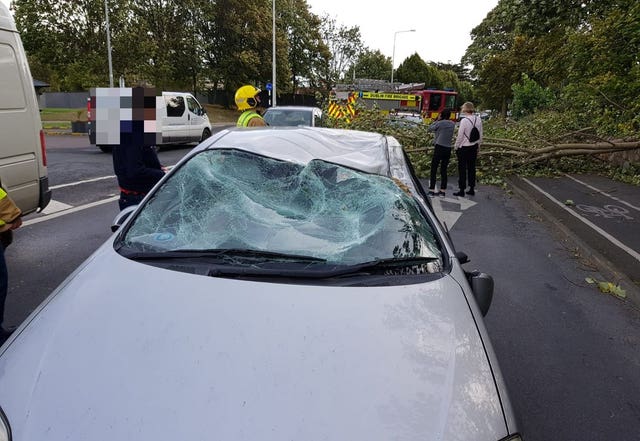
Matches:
[0,245,507,441]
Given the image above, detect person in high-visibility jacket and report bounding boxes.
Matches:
[0,185,22,340]
[235,85,267,127]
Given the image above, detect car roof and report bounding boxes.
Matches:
[197,127,391,175]
[264,106,321,112]
[192,127,423,202]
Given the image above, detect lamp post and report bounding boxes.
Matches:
[390,29,415,88]
[271,0,277,107]
[104,0,113,87]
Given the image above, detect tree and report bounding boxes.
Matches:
[465,0,640,135]
[279,0,330,92]
[318,15,364,90]
[511,74,554,118]
[127,0,200,91]
[351,49,391,81]
[13,0,131,90]
[395,53,440,87]
[202,0,282,101]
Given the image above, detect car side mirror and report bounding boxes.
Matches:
[467,270,494,316]
[111,205,138,232]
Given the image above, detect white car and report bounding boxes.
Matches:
[0,127,522,441]
[263,106,323,126]
[388,112,424,127]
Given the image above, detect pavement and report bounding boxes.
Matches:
[44,128,86,136]
[506,174,640,308]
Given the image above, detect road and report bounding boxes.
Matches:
[510,174,640,293]
[440,181,640,441]
[3,135,640,440]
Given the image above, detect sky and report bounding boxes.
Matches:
[1,0,498,65]
[306,0,499,66]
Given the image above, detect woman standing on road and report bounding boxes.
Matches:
[454,102,483,197]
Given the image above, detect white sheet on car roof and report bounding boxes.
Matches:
[209,127,393,177]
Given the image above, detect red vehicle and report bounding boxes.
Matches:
[415,89,458,121]
[329,87,458,123]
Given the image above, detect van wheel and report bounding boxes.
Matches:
[98,145,112,153]
[200,128,212,142]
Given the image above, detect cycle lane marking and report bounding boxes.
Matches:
[522,177,640,263]
[564,174,640,212]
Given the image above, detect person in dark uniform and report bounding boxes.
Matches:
[112,87,166,210]
[113,143,165,210]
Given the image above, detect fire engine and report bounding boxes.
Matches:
[329,80,459,123]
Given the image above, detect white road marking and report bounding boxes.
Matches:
[25,164,178,225]
[523,177,640,263]
[40,200,73,215]
[429,196,477,228]
[564,174,640,212]
[50,175,115,190]
[24,196,120,227]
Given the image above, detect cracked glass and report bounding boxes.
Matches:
[120,149,442,267]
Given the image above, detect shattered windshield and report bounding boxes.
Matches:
[118,149,442,268]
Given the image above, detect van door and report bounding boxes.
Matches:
[185,95,209,142]
[161,93,188,143]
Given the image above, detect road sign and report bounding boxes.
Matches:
[266,82,272,91]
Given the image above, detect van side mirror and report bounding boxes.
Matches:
[467,270,494,316]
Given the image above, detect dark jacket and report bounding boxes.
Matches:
[112,143,164,194]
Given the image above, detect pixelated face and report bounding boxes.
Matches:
[90,87,161,146]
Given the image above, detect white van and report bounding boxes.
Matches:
[0,2,51,214]
[90,90,212,153]
[157,92,212,144]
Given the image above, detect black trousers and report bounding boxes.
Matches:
[119,192,146,210]
[456,144,479,190]
[429,145,452,190]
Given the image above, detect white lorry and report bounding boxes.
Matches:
[89,90,212,153]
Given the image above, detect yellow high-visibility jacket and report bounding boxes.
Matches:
[0,188,21,231]
[237,110,267,127]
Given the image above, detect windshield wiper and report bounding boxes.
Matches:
[331,256,441,276]
[121,248,327,263]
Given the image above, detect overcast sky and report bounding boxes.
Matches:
[306,0,499,65]
[2,0,498,66]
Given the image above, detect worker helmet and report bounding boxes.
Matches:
[235,85,261,111]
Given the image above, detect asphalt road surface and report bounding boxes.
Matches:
[437,182,640,441]
[509,174,640,306]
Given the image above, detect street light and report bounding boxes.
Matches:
[390,29,415,88]
[104,0,113,87]
[272,0,277,107]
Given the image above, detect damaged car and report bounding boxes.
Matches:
[0,127,522,441]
